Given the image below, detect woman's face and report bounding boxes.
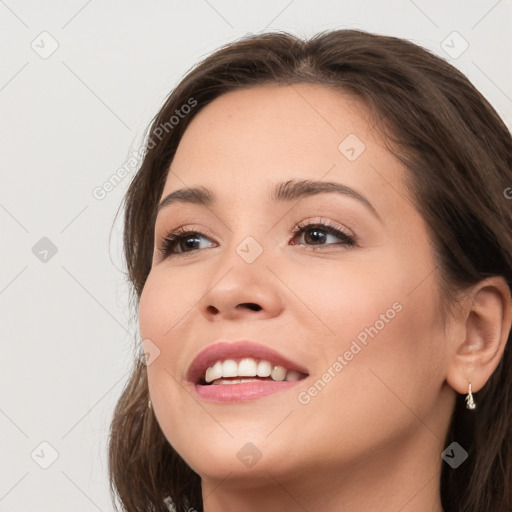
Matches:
[139,84,454,490]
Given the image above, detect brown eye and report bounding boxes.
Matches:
[290,220,356,248]
[159,228,216,256]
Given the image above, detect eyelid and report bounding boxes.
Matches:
[157,216,358,260]
[158,217,353,240]
[291,216,355,239]
[156,223,217,253]
[157,223,216,241]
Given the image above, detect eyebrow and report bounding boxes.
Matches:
[156,179,382,222]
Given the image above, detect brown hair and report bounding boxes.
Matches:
[108,29,512,512]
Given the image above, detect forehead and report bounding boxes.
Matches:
[162,84,411,219]
[172,84,375,166]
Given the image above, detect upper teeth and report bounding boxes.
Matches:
[204,358,303,383]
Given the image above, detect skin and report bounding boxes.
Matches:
[138,84,512,512]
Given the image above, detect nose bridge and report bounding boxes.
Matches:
[221,207,271,267]
[198,217,283,319]
[213,228,267,288]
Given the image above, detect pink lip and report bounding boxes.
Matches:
[194,379,304,402]
[186,340,309,402]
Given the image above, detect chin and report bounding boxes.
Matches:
[165,424,297,480]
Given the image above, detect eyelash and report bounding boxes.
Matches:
[158,218,357,258]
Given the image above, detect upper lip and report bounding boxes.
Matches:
[186,340,310,384]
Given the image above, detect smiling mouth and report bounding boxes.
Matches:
[199,357,309,385]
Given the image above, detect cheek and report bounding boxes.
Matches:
[312,269,445,423]
[138,267,199,340]
[283,255,403,349]
[138,267,203,396]
[291,296,444,471]
[138,269,202,447]
[298,247,445,403]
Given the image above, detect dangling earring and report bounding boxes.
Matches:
[465,381,476,410]
[148,399,152,410]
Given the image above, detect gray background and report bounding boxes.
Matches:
[1,0,511,510]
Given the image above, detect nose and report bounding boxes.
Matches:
[199,241,284,322]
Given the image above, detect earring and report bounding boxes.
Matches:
[465,381,476,410]
[148,399,152,409]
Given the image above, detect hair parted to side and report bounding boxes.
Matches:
[108,29,512,512]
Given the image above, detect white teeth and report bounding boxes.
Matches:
[271,365,287,381]
[212,378,261,385]
[238,358,257,377]
[205,361,222,383]
[256,360,272,377]
[213,378,242,385]
[222,359,238,377]
[203,357,304,384]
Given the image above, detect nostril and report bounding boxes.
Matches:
[238,303,261,311]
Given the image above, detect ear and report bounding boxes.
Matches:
[445,276,512,395]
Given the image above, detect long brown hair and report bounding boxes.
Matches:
[108,29,512,512]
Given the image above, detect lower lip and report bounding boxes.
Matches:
[193,379,304,402]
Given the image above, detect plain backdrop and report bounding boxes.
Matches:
[1,0,511,510]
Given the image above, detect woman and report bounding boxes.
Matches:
[108,29,512,512]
